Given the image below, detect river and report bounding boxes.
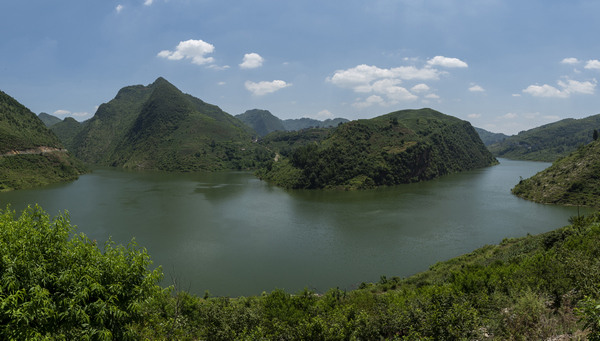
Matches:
[0,158,593,296]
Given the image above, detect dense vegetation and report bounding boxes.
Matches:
[488,114,600,161]
[281,117,349,131]
[0,90,89,191]
[0,91,63,153]
[512,139,600,208]
[38,112,62,127]
[235,109,349,137]
[0,205,163,340]
[259,127,334,157]
[257,108,497,189]
[6,205,600,340]
[235,109,287,137]
[71,78,273,171]
[49,117,84,150]
[474,127,510,146]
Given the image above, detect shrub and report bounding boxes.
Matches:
[0,205,163,340]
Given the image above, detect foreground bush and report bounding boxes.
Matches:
[0,205,163,340]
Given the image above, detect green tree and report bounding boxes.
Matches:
[593,129,598,141]
[0,205,163,340]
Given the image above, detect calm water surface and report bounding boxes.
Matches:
[0,159,593,296]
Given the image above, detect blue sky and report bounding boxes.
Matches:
[2,0,600,135]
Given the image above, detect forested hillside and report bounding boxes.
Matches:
[38,112,62,127]
[71,77,272,171]
[474,127,510,146]
[488,114,600,161]
[0,91,88,191]
[256,108,497,189]
[49,117,84,150]
[512,138,600,207]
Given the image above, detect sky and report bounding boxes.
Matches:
[2,0,600,135]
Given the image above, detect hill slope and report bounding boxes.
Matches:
[488,114,600,161]
[235,109,286,137]
[38,112,62,127]
[512,139,600,207]
[256,108,497,189]
[0,91,88,190]
[71,77,272,171]
[474,127,510,146]
[50,117,84,150]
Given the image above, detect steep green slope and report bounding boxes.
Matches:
[512,139,600,207]
[235,109,286,137]
[72,77,272,171]
[474,127,510,146]
[282,117,349,131]
[38,112,62,127]
[488,114,600,161]
[259,128,334,158]
[49,117,83,150]
[0,91,88,191]
[257,108,497,189]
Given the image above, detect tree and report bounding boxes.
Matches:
[593,129,598,141]
[0,205,164,340]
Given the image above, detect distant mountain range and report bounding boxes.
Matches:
[235,109,349,137]
[70,77,271,171]
[488,114,600,161]
[0,90,88,191]
[256,108,497,189]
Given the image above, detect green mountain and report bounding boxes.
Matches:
[488,114,600,161]
[71,77,272,171]
[38,112,62,127]
[512,139,600,207]
[474,127,510,146]
[256,108,497,189]
[235,109,350,137]
[0,90,88,191]
[259,128,334,158]
[281,117,349,131]
[50,117,84,150]
[235,109,286,137]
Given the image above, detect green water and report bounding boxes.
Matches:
[0,159,593,296]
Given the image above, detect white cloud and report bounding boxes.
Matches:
[244,80,291,95]
[328,64,441,90]
[469,85,485,92]
[425,93,440,99]
[316,110,334,119]
[512,94,521,97]
[427,56,468,68]
[499,113,518,119]
[523,84,568,98]
[585,60,600,70]
[352,95,387,109]
[561,58,579,65]
[144,0,153,5]
[53,110,71,116]
[468,114,481,119]
[240,53,264,69]
[218,82,226,86]
[557,79,596,94]
[411,83,430,92]
[157,39,215,66]
[116,4,124,13]
[208,65,230,70]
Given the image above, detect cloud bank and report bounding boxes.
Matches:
[158,39,215,65]
[245,80,291,95]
